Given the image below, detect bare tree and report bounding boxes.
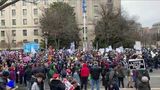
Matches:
[5,31,14,49]
[0,0,37,10]
[93,3,139,48]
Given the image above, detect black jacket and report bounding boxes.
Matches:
[50,79,65,90]
[90,65,101,80]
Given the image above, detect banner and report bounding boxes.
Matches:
[128,59,145,70]
[134,41,142,50]
[23,42,39,53]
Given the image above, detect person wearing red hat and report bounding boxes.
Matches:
[80,63,90,90]
[49,73,65,90]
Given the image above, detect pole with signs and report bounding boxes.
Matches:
[82,0,87,51]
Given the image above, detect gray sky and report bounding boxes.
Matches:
[121,0,160,28]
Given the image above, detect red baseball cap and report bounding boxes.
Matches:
[52,73,59,79]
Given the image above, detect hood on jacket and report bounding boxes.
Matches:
[82,63,87,68]
[50,64,55,70]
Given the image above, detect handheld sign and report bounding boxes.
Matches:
[128,59,145,70]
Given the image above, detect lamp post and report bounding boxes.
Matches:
[157,29,159,48]
[43,31,48,50]
[82,0,87,51]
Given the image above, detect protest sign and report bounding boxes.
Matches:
[128,59,145,70]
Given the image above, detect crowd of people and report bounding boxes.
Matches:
[0,47,160,90]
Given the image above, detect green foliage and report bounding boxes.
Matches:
[93,5,138,49]
[40,2,80,49]
[40,39,45,49]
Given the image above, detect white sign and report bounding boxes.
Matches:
[128,59,145,70]
[116,46,124,53]
[134,41,142,50]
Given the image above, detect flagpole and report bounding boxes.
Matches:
[82,0,87,51]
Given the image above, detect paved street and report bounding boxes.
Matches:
[17,69,160,90]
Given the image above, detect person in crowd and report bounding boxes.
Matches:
[62,74,75,90]
[104,68,110,90]
[24,64,32,90]
[137,76,151,90]
[101,61,109,87]
[108,66,119,90]
[6,80,18,90]
[31,73,45,90]
[73,70,81,86]
[126,70,133,88]
[9,64,16,81]
[47,64,57,79]
[80,63,90,90]
[67,75,81,90]
[90,62,101,90]
[117,63,125,88]
[0,71,10,90]
[18,64,25,84]
[49,73,65,90]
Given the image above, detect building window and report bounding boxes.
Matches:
[94,5,98,13]
[23,39,28,43]
[23,9,27,16]
[12,19,16,25]
[34,29,38,35]
[23,1,27,6]
[1,40,5,44]
[108,0,112,3]
[34,18,38,24]
[1,20,5,26]
[94,16,98,19]
[34,39,39,43]
[23,30,27,36]
[34,8,38,16]
[44,0,48,5]
[12,30,16,36]
[1,31,5,37]
[23,19,27,25]
[12,9,16,16]
[11,0,16,6]
[12,40,16,46]
[1,10,5,17]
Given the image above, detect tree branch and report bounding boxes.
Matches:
[0,0,38,11]
[0,0,8,6]
[0,0,20,11]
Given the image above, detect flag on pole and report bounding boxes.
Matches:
[82,0,86,13]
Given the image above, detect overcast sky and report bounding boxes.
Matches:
[121,0,160,28]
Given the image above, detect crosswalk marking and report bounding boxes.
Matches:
[150,76,160,78]
[119,88,160,90]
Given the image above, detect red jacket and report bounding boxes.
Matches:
[80,63,90,77]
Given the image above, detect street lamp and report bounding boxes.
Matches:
[43,31,49,50]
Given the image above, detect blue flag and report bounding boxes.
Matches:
[82,0,86,13]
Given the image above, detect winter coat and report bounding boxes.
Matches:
[9,68,16,81]
[138,82,151,90]
[50,79,65,90]
[0,77,7,90]
[90,65,101,80]
[80,64,90,77]
[117,67,125,78]
[73,72,80,85]
[31,82,45,90]
[18,65,24,76]
[24,67,32,81]
[48,64,57,79]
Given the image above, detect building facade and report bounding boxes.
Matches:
[0,0,121,49]
[151,22,160,47]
